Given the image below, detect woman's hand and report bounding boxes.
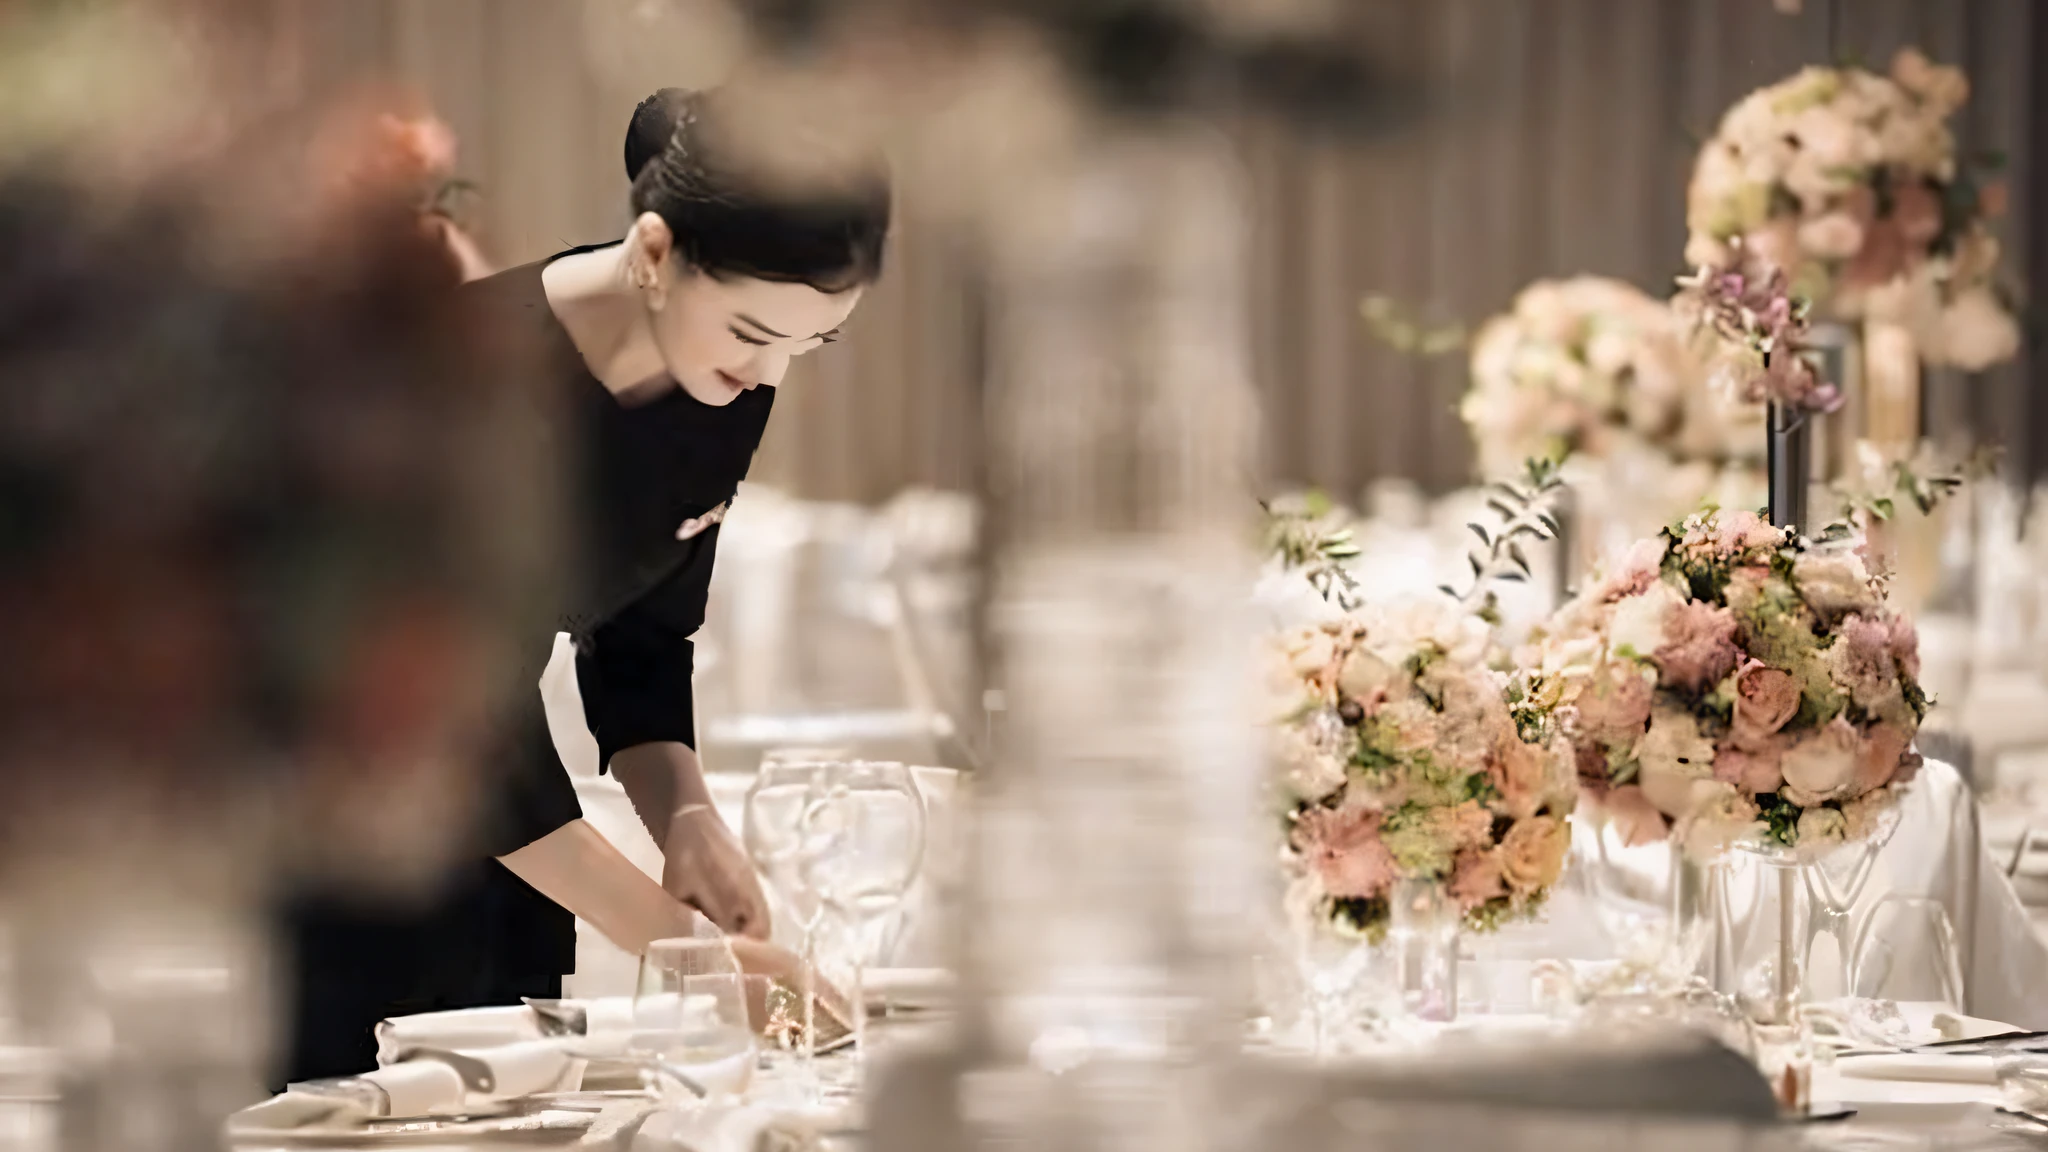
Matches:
[662,804,773,939]
[612,741,772,939]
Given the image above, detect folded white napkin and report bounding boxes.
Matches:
[377,998,637,1065]
[403,1039,586,1100]
[1836,1053,1999,1085]
[229,1060,466,1133]
[376,1005,540,1064]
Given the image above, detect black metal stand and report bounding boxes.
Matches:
[1767,400,1811,535]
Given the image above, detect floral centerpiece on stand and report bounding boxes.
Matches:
[1684,50,2017,370]
[1268,466,1578,944]
[1463,277,1765,561]
[1526,508,1927,859]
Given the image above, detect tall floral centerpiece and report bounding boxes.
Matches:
[1684,50,2017,374]
[1266,473,1574,1033]
[1527,507,1927,1024]
[1464,278,1765,567]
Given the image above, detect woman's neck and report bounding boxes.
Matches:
[539,245,671,397]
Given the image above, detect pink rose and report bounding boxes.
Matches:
[1602,784,1670,847]
[1780,716,1862,806]
[1713,737,1786,795]
[1832,614,1900,708]
[1448,849,1507,909]
[1499,816,1572,893]
[1851,721,1913,798]
[1293,806,1396,899]
[1655,600,1741,693]
[1732,660,1801,746]
[1573,664,1653,748]
[1597,538,1667,603]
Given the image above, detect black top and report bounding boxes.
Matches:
[280,249,774,1084]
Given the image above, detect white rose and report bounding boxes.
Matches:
[1637,707,1719,818]
[1675,781,1762,861]
[1608,581,1683,659]
[1338,647,1401,702]
[1794,806,1848,851]
[1780,719,1861,806]
[1792,548,1879,618]
[1798,212,1866,260]
[1282,629,1338,679]
[1685,233,1730,269]
[1934,287,2020,371]
[1841,787,1897,843]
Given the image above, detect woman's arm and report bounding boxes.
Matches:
[612,740,772,939]
[496,817,697,953]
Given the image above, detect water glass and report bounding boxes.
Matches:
[633,927,756,1101]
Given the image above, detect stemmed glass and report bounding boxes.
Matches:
[742,759,837,1091]
[798,760,926,1070]
[631,920,756,1102]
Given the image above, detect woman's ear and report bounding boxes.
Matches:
[625,211,676,311]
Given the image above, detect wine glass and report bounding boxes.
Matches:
[798,760,926,1068]
[1852,896,1964,1012]
[742,759,835,1090]
[632,923,756,1101]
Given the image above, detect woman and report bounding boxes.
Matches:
[284,87,889,1083]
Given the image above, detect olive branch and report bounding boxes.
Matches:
[1261,490,1363,611]
[1440,456,1567,614]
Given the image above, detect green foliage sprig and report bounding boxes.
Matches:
[1262,490,1364,611]
[1361,295,1467,358]
[1441,456,1567,610]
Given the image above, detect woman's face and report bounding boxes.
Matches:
[630,213,866,406]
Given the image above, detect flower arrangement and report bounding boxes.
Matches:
[1270,596,1577,940]
[1463,277,1764,539]
[1684,50,2017,370]
[1526,508,1926,859]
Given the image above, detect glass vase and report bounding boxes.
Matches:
[1387,879,1459,1023]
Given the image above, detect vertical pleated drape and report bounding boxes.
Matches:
[269,0,2037,503]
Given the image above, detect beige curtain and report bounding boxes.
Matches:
[272,0,2034,503]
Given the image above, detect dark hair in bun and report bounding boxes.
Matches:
[627,87,890,294]
[625,88,694,182]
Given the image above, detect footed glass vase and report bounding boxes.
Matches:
[1387,880,1460,1023]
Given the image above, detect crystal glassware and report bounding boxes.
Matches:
[797,759,926,1072]
[742,758,836,1091]
[631,925,757,1101]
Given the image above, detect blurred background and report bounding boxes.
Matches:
[278,0,2040,499]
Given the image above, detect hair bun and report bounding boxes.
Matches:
[625,88,698,182]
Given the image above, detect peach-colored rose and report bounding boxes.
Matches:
[1293,806,1396,900]
[1732,660,1801,746]
[1448,849,1507,909]
[1572,662,1653,748]
[1499,816,1571,893]
[1714,736,1787,796]
[1488,738,1548,822]
[1655,600,1741,692]
[1433,799,1497,852]
[1601,783,1670,847]
[1851,720,1912,798]
[1780,716,1862,805]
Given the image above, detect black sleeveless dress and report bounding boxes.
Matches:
[278,247,775,1085]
